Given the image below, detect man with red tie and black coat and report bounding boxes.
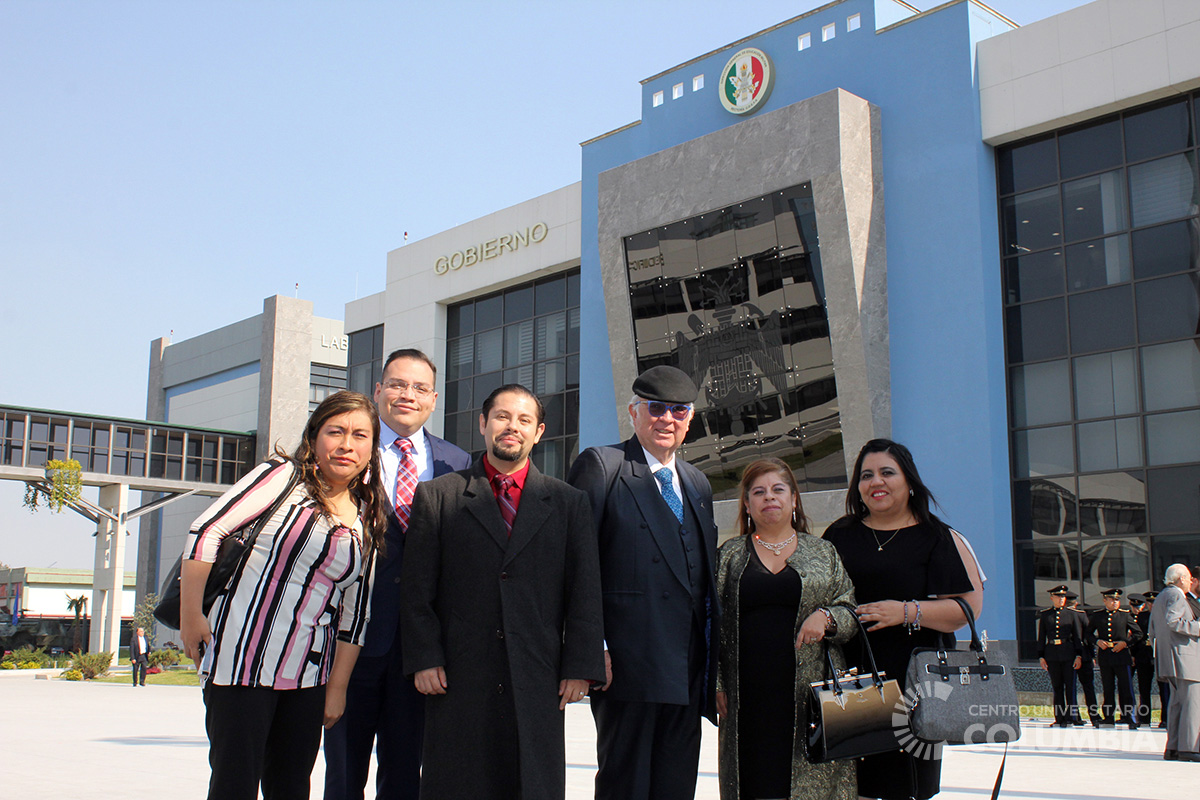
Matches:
[323,349,470,800]
[1038,585,1083,727]
[1087,588,1144,729]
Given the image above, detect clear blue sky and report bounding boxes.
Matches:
[0,0,1086,572]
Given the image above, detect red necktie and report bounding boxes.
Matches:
[492,474,516,536]
[394,438,418,531]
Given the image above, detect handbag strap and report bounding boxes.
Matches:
[949,595,984,653]
[226,467,302,572]
[822,602,888,693]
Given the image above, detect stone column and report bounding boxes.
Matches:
[89,483,128,655]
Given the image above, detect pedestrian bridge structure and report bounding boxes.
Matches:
[0,404,256,653]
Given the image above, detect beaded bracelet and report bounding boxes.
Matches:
[904,600,922,634]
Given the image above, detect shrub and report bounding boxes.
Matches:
[60,669,84,681]
[148,648,181,669]
[1,646,51,668]
[0,662,14,670]
[71,651,113,680]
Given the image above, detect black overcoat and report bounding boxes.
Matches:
[400,458,605,800]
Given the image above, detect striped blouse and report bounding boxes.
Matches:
[185,458,374,689]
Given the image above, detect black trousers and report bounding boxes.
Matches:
[1160,680,1172,726]
[591,694,702,800]
[322,648,424,800]
[1133,656,1155,725]
[1045,658,1075,723]
[204,683,325,800]
[1073,656,1099,722]
[131,660,147,686]
[1098,661,1136,725]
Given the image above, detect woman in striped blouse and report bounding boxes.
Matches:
[180,390,387,800]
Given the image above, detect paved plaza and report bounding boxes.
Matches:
[2,668,1187,799]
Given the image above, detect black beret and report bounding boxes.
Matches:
[632,365,698,404]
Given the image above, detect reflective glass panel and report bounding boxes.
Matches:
[1069,285,1135,353]
[1006,298,1067,362]
[1017,539,1081,606]
[1013,425,1074,477]
[1125,99,1192,162]
[1059,117,1123,179]
[505,286,534,323]
[1136,274,1200,344]
[1004,249,1063,303]
[1147,465,1200,532]
[475,294,503,331]
[1065,235,1130,291]
[1077,417,1142,472]
[1152,534,1200,586]
[1077,471,1146,537]
[1012,476,1077,540]
[1129,153,1198,227]
[1142,339,1200,412]
[1146,409,1200,466]
[998,135,1057,195]
[1062,170,1128,242]
[1080,537,1150,602]
[1010,360,1071,427]
[1001,187,1062,255]
[1074,349,1138,419]
[1132,220,1200,279]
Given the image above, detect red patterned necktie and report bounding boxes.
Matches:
[394,438,418,531]
[492,474,516,536]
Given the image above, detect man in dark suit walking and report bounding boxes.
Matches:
[567,365,718,800]
[129,626,150,687]
[323,349,471,800]
[401,384,604,799]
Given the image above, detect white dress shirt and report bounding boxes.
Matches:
[641,446,683,501]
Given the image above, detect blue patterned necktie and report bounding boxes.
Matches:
[654,468,684,523]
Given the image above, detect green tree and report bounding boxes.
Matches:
[132,592,160,648]
[23,458,83,513]
[65,594,87,653]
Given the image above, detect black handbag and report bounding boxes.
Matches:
[905,597,1021,746]
[153,470,300,629]
[806,610,904,763]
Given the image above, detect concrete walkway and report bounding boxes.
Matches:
[1,669,1188,799]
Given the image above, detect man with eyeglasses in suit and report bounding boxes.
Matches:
[323,349,471,800]
[568,365,719,800]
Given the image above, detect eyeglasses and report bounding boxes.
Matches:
[382,379,433,398]
[633,400,692,420]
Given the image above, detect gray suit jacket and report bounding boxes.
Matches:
[1149,584,1200,681]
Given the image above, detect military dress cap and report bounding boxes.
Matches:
[1100,588,1123,598]
[1063,590,1079,600]
[632,365,698,404]
[1143,590,1159,601]
[1128,594,1145,605]
[1048,584,1071,596]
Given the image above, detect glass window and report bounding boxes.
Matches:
[446,337,474,381]
[1068,285,1135,353]
[475,295,503,331]
[1012,477,1077,540]
[475,329,503,373]
[1129,153,1198,227]
[1152,534,1200,585]
[998,135,1057,195]
[1059,117,1123,180]
[1147,465,1200,532]
[1132,220,1200,279]
[1142,339,1200,412]
[1066,235,1129,291]
[1073,349,1138,419]
[1001,187,1062,256]
[1010,360,1071,427]
[447,303,473,338]
[535,277,566,314]
[1077,418,1142,472]
[504,286,534,322]
[1077,471,1146,537]
[1013,425,1074,478]
[1136,274,1200,344]
[1124,98,1192,163]
[1006,298,1067,362]
[1080,537,1150,602]
[1146,409,1200,466]
[1004,249,1063,303]
[1016,539,1080,606]
[1062,170,1128,242]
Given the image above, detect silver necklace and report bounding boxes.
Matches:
[754,532,796,555]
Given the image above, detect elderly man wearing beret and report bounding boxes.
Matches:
[568,365,719,800]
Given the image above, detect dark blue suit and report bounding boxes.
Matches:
[323,431,471,800]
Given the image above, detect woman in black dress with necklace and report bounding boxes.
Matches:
[715,458,858,800]
[823,440,983,800]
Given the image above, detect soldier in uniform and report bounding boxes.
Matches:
[1087,588,1143,728]
[1129,593,1155,727]
[1037,585,1084,726]
[1067,593,1100,726]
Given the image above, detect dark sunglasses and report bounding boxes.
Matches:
[634,400,692,420]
